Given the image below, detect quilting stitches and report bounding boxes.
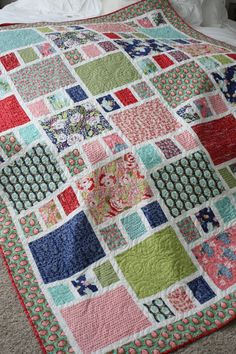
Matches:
[151,151,225,217]
[0,143,67,213]
[40,102,112,152]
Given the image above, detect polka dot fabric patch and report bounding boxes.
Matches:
[0,1,236,353]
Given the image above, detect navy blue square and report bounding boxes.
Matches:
[97,94,120,112]
[66,85,88,102]
[187,276,216,304]
[141,201,167,228]
[29,212,105,284]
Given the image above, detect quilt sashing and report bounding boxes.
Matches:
[0,0,236,354]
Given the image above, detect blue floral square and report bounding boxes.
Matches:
[66,85,88,102]
[29,211,105,283]
[97,94,120,112]
[142,201,167,228]
[187,276,216,304]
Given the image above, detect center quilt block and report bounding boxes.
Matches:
[0,1,236,354]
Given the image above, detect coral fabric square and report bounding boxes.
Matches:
[167,287,195,313]
[82,44,102,58]
[209,94,228,115]
[175,131,199,151]
[115,88,137,106]
[0,95,30,133]
[61,286,151,353]
[112,98,181,145]
[83,140,108,164]
[29,211,105,283]
[153,54,174,68]
[193,115,236,165]
[0,52,20,71]
[103,32,122,39]
[27,99,50,118]
[57,186,80,215]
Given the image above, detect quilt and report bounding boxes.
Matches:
[0,1,236,353]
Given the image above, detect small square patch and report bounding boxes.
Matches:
[98,41,118,52]
[187,276,216,304]
[215,197,236,224]
[100,223,127,251]
[0,53,20,71]
[209,94,228,115]
[57,186,79,215]
[169,50,189,62]
[103,133,127,154]
[177,217,201,244]
[97,94,120,112]
[28,99,50,118]
[49,284,75,306]
[177,104,200,123]
[132,81,154,100]
[71,274,98,296]
[213,54,234,65]
[19,212,42,238]
[39,200,62,228]
[195,207,220,233]
[103,33,122,39]
[36,42,56,57]
[142,201,167,228]
[137,58,157,75]
[64,49,84,65]
[153,54,174,68]
[82,43,102,58]
[175,131,198,151]
[83,140,108,164]
[19,124,41,145]
[121,212,146,240]
[48,90,72,110]
[93,261,119,287]
[0,133,21,157]
[167,286,195,313]
[115,88,138,106]
[137,144,162,169]
[219,168,236,189]
[144,298,174,323]
[156,138,181,159]
[66,85,88,103]
[62,149,86,176]
[18,48,38,63]
[194,97,213,118]
[0,76,11,98]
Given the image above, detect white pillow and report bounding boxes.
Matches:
[201,0,228,27]
[170,0,203,26]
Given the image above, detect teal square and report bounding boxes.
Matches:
[137,144,162,169]
[121,212,146,240]
[215,197,236,224]
[139,26,187,40]
[19,124,41,144]
[48,284,75,305]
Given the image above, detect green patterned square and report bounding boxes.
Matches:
[121,212,146,240]
[212,55,234,65]
[93,261,119,287]
[219,168,236,189]
[18,47,38,63]
[116,226,197,298]
[75,52,140,95]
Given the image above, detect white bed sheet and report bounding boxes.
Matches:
[0,0,235,48]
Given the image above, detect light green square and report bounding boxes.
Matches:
[137,144,162,169]
[219,168,236,189]
[19,124,41,145]
[75,52,140,95]
[213,55,233,65]
[18,48,38,63]
[215,197,236,224]
[94,261,119,287]
[48,284,75,305]
[121,212,146,240]
[37,27,53,33]
[116,226,197,298]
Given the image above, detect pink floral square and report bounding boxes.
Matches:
[209,94,228,115]
[192,225,236,290]
[28,99,50,118]
[83,140,108,164]
[39,200,62,228]
[167,286,195,313]
[61,286,151,354]
[175,131,198,151]
[137,17,154,28]
[82,44,102,58]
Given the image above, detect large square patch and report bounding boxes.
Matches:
[29,211,105,283]
[116,226,196,298]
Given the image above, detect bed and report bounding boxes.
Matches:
[0,1,235,354]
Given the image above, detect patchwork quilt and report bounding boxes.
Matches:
[0,0,236,353]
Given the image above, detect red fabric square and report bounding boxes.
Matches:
[0,53,20,71]
[0,95,30,133]
[193,114,236,165]
[115,88,138,106]
[153,54,174,69]
[57,186,80,215]
[227,53,236,60]
[103,33,122,39]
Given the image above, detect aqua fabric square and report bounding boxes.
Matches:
[137,144,162,169]
[121,212,146,240]
[139,26,187,40]
[0,29,44,54]
[215,197,236,223]
[49,284,75,305]
[142,201,167,228]
[19,124,41,144]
